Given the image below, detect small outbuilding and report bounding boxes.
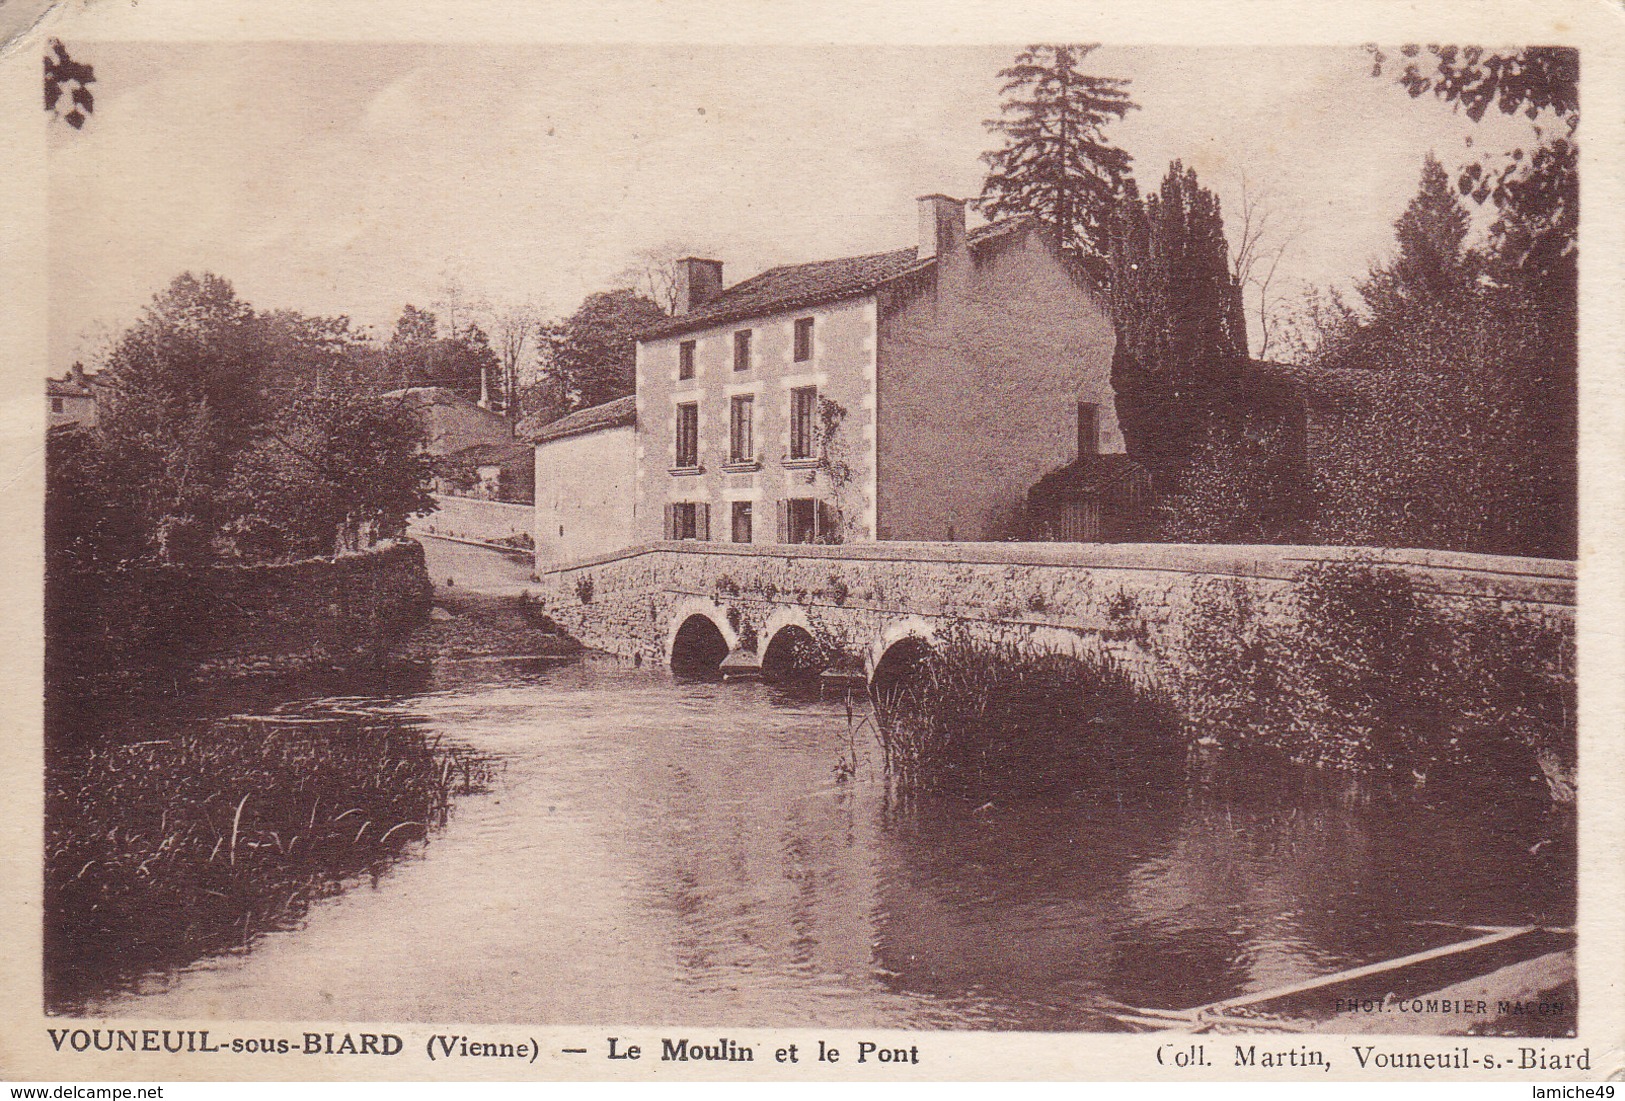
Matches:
[1025,453,1152,543]
[524,395,637,568]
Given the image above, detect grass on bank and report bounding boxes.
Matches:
[44,713,490,1013]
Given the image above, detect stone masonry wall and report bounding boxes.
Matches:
[48,540,433,701]
[533,541,1574,690]
[876,224,1120,541]
[412,494,535,548]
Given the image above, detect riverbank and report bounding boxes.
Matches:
[46,540,432,712]
[398,586,580,663]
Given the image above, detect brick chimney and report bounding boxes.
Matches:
[674,257,724,315]
[916,194,966,260]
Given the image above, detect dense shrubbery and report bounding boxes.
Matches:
[47,274,440,703]
[1180,560,1575,797]
[45,712,490,1012]
[1096,46,1579,558]
[870,627,1182,796]
[46,541,432,711]
[870,564,1574,804]
[1177,578,1277,740]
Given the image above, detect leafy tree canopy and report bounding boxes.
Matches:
[1305,155,1574,558]
[1367,45,1576,286]
[384,305,504,406]
[62,272,435,565]
[1105,161,1251,496]
[226,389,434,561]
[539,289,668,411]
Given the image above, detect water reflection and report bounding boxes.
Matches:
[62,654,1573,1031]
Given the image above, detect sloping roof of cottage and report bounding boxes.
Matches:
[524,394,637,444]
[451,440,534,466]
[640,218,1038,341]
[1028,453,1150,504]
[382,385,487,409]
[47,377,95,398]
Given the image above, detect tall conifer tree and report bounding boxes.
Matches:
[1106,161,1250,496]
[979,44,1137,277]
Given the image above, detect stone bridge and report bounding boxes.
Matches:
[531,541,1575,692]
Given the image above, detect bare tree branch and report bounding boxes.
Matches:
[616,243,710,316]
[1227,171,1303,358]
[492,300,544,414]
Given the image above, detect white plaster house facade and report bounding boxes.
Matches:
[530,194,1128,566]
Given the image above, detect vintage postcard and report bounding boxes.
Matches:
[2,0,1622,1085]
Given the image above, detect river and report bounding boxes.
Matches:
[65,646,1574,1031]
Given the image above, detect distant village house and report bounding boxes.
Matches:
[47,362,103,428]
[384,386,531,502]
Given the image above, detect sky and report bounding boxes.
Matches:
[47,42,1542,368]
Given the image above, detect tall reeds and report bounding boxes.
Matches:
[868,626,1182,797]
[44,711,489,1013]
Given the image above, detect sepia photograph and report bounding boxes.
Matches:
[8,0,1622,1084]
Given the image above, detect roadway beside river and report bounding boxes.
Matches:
[403,536,576,663]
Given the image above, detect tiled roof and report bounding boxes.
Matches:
[451,441,534,465]
[640,218,1035,340]
[47,378,95,398]
[524,394,637,444]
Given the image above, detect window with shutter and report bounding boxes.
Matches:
[786,498,817,544]
[790,387,816,460]
[775,500,788,543]
[696,502,710,541]
[729,395,754,462]
[675,402,699,468]
[664,503,676,540]
[671,502,699,540]
[793,317,814,362]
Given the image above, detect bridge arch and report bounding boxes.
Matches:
[760,624,825,682]
[664,597,738,675]
[866,617,938,679]
[866,616,939,697]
